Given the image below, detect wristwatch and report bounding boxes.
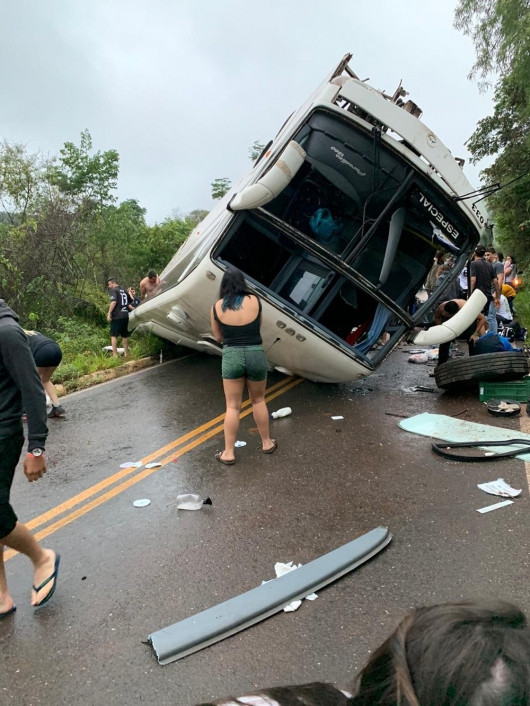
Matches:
[28,448,44,457]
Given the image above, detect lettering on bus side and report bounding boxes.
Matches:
[413,191,460,240]
[471,202,486,227]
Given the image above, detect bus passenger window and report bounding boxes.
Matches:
[216,218,292,287]
[279,260,331,312]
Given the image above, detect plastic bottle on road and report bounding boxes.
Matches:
[270,407,292,419]
[176,494,212,510]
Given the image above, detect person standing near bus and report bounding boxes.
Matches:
[210,268,276,465]
[504,255,516,285]
[470,246,500,334]
[139,271,161,301]
[106,278,133,357]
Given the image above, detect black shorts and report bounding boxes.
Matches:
[0,431,24,538]
[34,342,62,368]
[110,318,129,338]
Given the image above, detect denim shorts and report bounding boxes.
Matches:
[221,345,268,382]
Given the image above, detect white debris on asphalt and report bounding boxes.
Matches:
[408,353,429,364]
[146,462,162,468]
[235,441,247,448]
[331,416,344,420]
[261,561,318,612]
[120,461,142,469]
[133,499,151,508]
[477,499,514,514]
[478,479,521,498]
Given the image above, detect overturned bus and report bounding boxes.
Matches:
[130,54,489,383]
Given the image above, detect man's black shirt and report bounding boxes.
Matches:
[110,287,131,320]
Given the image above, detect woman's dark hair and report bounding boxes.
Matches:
[497,252,504,262]
[197,682,350,706]
[219,268,251,311]
[352,600,530,706]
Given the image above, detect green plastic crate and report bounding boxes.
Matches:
[479,377,530,402]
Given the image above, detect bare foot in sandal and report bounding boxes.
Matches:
[262,439,277,454]
[215,451,236,465]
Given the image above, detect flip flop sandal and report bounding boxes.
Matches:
[215,452,236,466]
[33,553,61,608]
[0,605,16,619]
[263,440,278,455]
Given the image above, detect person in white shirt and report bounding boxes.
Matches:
[458,265,468,298]
[496,293,513,325]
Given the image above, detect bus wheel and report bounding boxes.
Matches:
[434,352,529,390]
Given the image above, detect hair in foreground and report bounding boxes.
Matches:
[196,600,530,706]
[197,682,351,706]
[219,268,250,311]
[352,599,530,706]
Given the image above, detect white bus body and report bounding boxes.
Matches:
[130,54,489,383]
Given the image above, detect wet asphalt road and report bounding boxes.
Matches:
[1,347,529,706]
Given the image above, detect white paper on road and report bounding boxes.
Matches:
[146,462,162,468]
[477,500,514,514]
[477,479,522,498]
[235,441,247,448]
[331,416,344,420]
[120,461,142,469]
[261,562,318,611]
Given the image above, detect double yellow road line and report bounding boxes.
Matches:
[6,375,302,561]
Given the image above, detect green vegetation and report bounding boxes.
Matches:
[211,176,232,200]
[455,0,530,327]
[455,0,530,263]
[0,130,204,382]
[46,318,175,391]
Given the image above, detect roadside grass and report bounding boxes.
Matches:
[35,317,175,386]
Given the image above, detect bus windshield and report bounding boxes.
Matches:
[214,108,476,364]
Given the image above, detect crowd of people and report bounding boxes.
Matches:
[426,245,524,362]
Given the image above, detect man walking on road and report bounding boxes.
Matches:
[107,278,133,357]
[0,300,60,616]
[470,245,500,334]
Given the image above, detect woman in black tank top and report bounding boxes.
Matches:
[210,268,277,465]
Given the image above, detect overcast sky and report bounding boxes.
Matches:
[1,0,492,224]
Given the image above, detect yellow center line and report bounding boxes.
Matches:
[22,376,295,533]
[4,377,303,561]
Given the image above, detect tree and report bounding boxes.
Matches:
[47,129,119,207]
[0,130,204,330]
[211,177,232,200]
[0,139,49,224]
[188,208,209,225]
[454,0,530,89]
[455,0,530,265]
[248,140,266,162]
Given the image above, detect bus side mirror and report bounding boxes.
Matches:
[230,141,306,211]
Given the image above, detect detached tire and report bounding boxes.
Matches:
[434,352,529,390]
